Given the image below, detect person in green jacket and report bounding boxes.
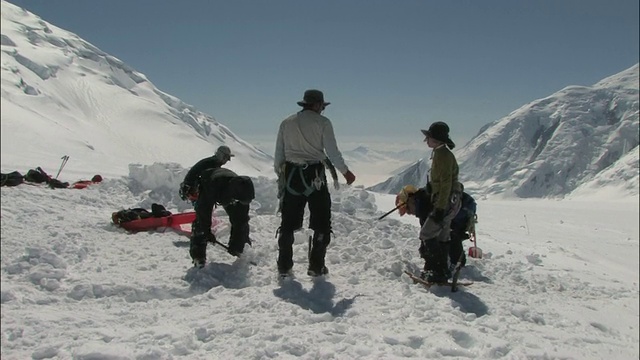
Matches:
[418,121,462,283]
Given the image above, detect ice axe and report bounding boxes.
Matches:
[467,214,483,259]
[377,202,405,221]
[207,237,257,265]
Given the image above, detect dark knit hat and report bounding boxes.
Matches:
[297,89,330,107]
[421,121,455,149]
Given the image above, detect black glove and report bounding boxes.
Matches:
[412,189,432,219]
[179,182,192,201]
[451,229,469,240]
[432,208,446,224]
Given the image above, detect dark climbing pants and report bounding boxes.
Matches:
[190,183,250,260]
[277,162,331,272]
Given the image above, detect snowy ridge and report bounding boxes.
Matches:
[340,145,426,187]
[1,164,638,358]
[0,1,272,178]
[367,158,429,193]
[342,146,424,164]
[372,64,639,199]
[458,63,639,198]
[569,145,640,200]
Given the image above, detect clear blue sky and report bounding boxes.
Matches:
[9,0,640,146]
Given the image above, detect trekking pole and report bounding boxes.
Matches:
[55,155,70,179]
[377,202,405,221]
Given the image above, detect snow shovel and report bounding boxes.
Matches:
[467,214,483,259]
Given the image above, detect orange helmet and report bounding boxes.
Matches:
[395,185,417,216]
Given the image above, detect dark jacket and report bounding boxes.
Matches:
[183,156,225,188]
[204,168,255,206]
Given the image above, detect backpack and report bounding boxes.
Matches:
[111,204,171,225]
[24,167,51,183]
[48,178,70,189]
[229,176,255,204]
[111,208,153,225]
[452,192,477,233]
[1,171,24,187]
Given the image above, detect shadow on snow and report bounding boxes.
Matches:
[183,257,252,294]
[273,277,359,317]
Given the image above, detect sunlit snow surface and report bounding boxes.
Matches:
[1,163,638,359]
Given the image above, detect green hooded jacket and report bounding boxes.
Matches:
[429,144,460,210]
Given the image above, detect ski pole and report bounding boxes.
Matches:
[377,202,405,221]
[55,155,69,179]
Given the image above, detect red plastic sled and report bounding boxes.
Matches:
[71,175,103,189]
[119,212,197,236]
[72,181,98,189]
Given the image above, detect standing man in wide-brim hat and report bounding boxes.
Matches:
[273,89,356,279]
[418,121,462,283]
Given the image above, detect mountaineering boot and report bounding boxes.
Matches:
[227,248,242,257]
[420,266,447,282]
[421,237,450,283]
[424,270,449,284]
[278,268,294,280]
[421,262,448,283]
[227,219,251,257]
[277,230,295,276]
[193,258,206,269]
[190,229,211,269]
[307,266,329,277]
[308,232,331,277]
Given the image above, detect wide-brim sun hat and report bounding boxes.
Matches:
[297,89,331,107]
[421,121,455,149]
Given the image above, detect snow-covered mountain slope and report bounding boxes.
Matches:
[569,145,639,200]
[342,146,424,164]
[372,64,639,199]
[340,145,426,187]
[367,158,429,193]
[0,1,272,179]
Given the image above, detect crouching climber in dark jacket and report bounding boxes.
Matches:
[180,146,255,268]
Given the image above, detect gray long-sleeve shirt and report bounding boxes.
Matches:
[274,110,349,175]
